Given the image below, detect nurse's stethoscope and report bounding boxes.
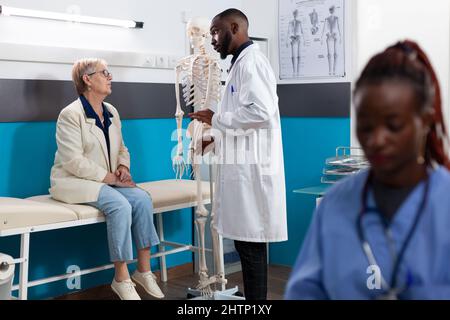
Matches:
[356,171,430,300]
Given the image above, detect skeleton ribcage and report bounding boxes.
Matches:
[180,55,221,111]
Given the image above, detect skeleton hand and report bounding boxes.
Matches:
[172,154,187,179]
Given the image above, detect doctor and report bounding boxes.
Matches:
[189,9,287,300]
[285,40,450,300]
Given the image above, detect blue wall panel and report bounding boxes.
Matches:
[269,118,351,267]
[0,118,193,299]
[0,116,350,299]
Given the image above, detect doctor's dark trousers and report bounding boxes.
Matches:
[234,240,268,300]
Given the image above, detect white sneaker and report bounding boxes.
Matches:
[111,278,141,300]
[132,270,165,299]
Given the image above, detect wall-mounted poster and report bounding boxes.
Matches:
[279,0,346,80]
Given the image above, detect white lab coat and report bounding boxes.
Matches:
[211,43,288,242]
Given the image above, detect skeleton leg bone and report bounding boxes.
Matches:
[193,160,213,297]
[210,220,227,291]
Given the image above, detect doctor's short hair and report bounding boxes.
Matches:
[354,40,450,169]
[72,58,107,95]
[214,8,249,27]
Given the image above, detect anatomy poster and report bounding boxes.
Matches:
[279,0,345,80]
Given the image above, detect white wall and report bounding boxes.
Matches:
[4,0,447,135]
[1,0,352,85]
[351,0,450,147]
[241,0,450,151]
[242,0,353,84]
[0,0,243,83]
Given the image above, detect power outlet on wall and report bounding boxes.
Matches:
[143,55,156,68]
[155,55,168,69]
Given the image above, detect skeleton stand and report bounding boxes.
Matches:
[186,163,242,300]
[173,17,243,300]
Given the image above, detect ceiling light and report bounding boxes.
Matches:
[0,5,144,28]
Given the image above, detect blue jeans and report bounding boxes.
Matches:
[87,185,160,262]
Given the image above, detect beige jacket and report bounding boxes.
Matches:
[49,98,130,204]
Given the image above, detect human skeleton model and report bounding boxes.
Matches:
[309,9,319,35]
[286,9,305,77]
[173,17,226,297]
[321,5,342,75]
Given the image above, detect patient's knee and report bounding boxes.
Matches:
[107,198,132,220]
[132,190,153,212]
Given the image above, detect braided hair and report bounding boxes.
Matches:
[354,40,450,169]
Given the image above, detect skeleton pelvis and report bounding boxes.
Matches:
[187,119,212,142]
[187,120,214,161]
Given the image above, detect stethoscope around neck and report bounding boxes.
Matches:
[356,170,430,299]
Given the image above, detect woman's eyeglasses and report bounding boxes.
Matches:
[87,69,112,78]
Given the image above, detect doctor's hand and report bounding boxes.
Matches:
[188,109,214,126]
[116,165,132,183]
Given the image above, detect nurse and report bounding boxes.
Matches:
[285,40,450,300]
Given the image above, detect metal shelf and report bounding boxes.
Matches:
[321,147,369,184]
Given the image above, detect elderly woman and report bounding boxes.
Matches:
[50,58,164,300]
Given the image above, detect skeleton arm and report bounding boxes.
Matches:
[286,21,292,47]
[300,20,306,46]
[204,59,221,116]
[175,65,185,148]
[201,59,221,156]
[173,58,191,179]
[337,17,342,43]
[321,18,328,45]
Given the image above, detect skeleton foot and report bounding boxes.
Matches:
[196,272,214,298]
[195,273,228,298]
[214,273,228,286]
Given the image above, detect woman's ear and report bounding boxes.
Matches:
[421,107,435,133]
[82,74,91,87]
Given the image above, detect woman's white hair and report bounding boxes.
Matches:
[72,58,107,95]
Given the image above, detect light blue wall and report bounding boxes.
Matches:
[0,116,350,299]
[0,118,193,300]
[269,118,351,267]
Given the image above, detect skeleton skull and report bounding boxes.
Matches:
[186,17,210,49]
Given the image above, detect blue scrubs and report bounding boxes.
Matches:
[285,166,450,300]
